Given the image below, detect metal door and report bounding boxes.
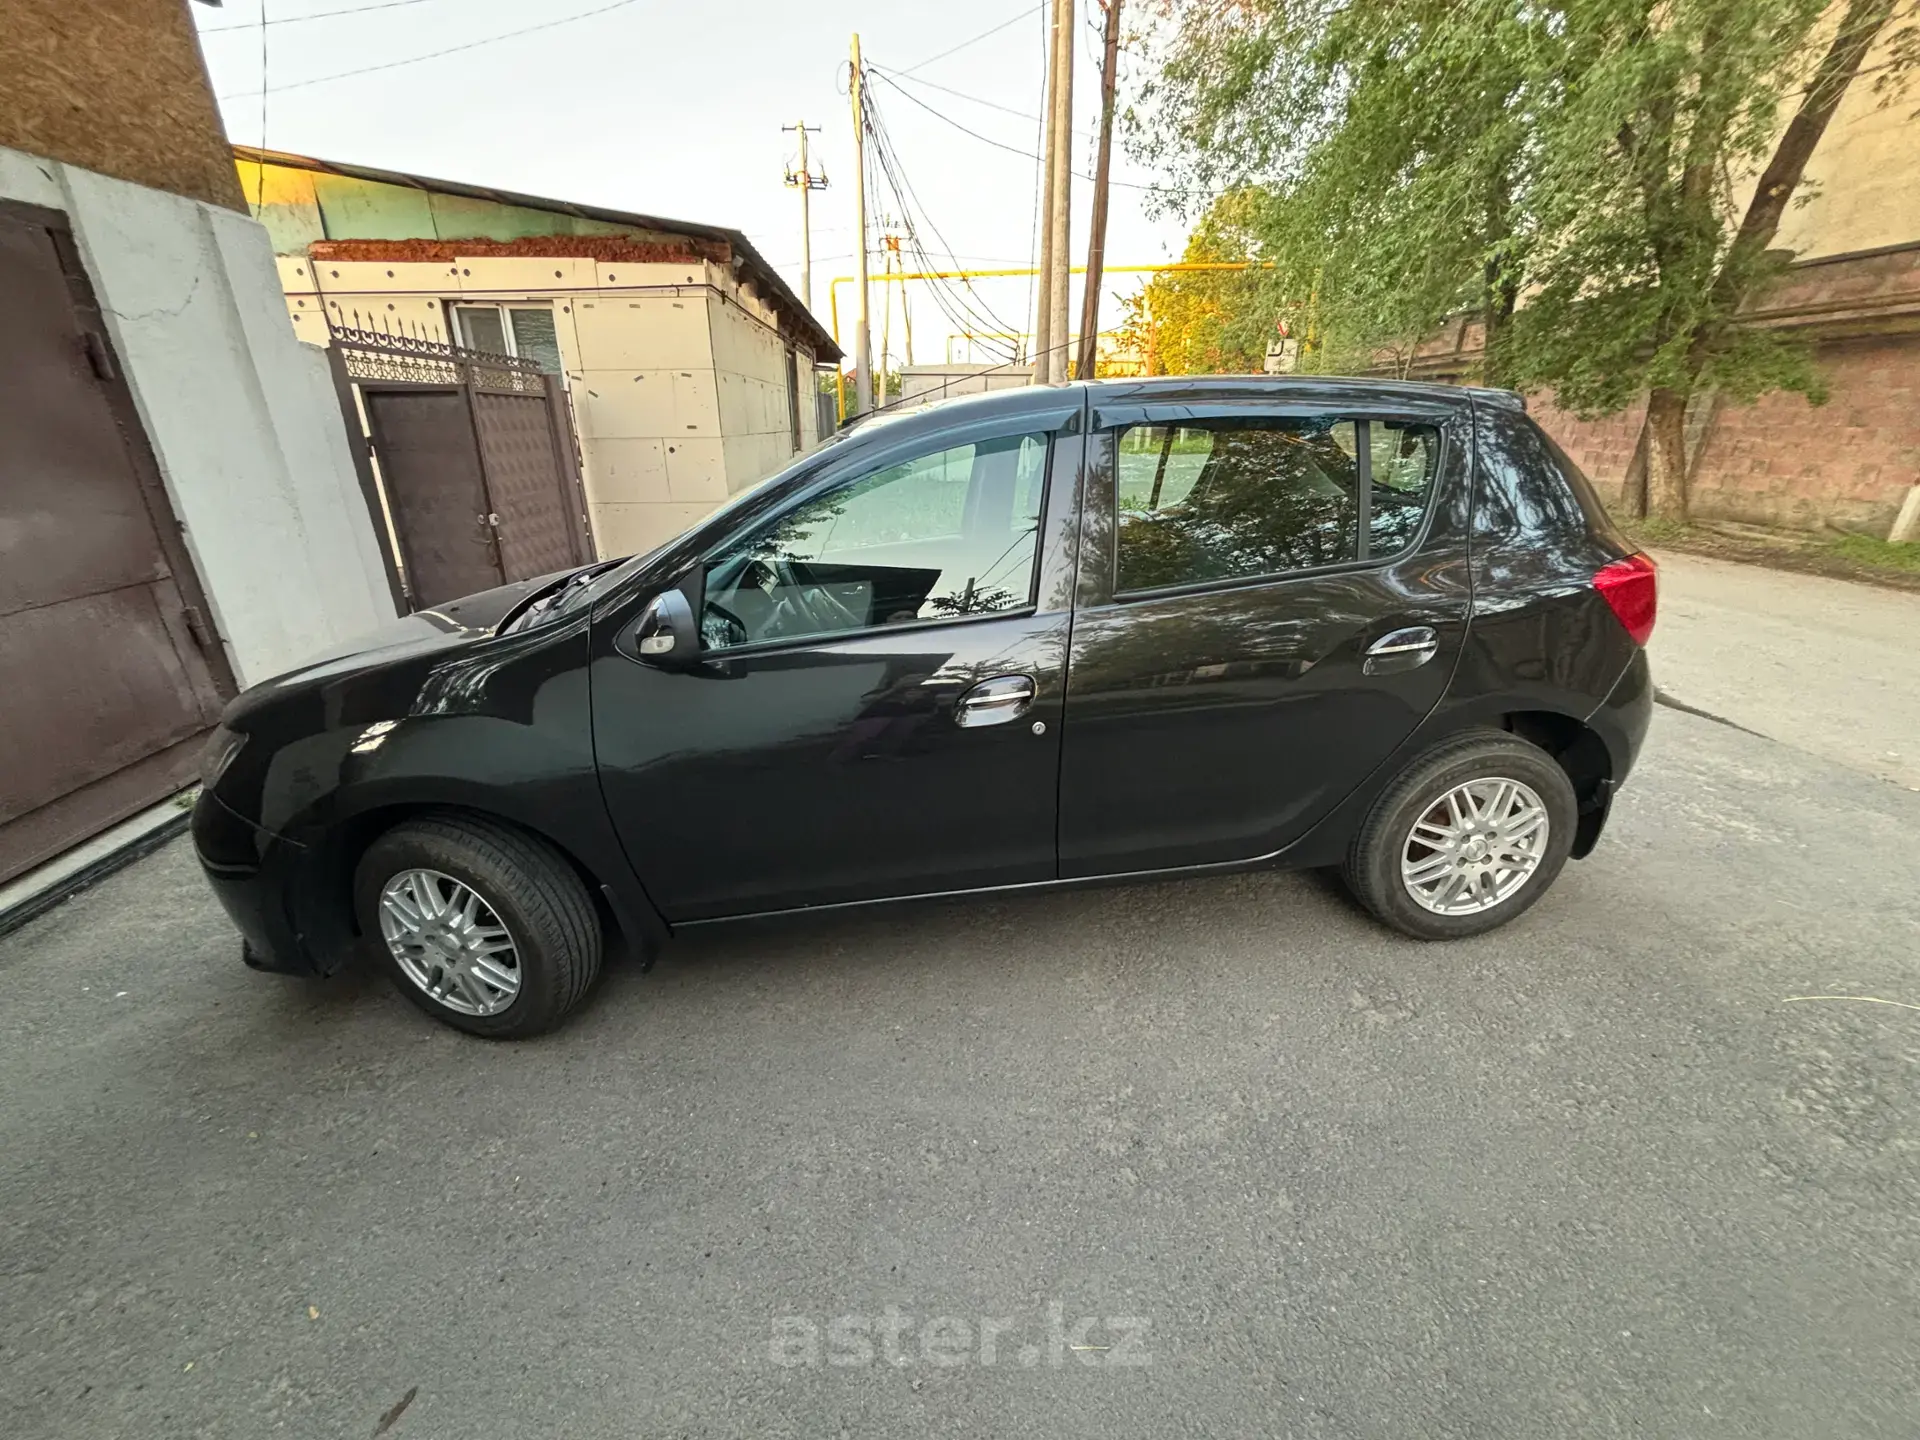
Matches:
[362,388,505,606]
[472,387,591,581]
[333,328,592,610]
[0,201,232,883]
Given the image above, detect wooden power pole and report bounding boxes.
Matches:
[1042,0,1075,381]
[1030,3,1059,383]
[1076,0,1122,381]
[848,34,874,416]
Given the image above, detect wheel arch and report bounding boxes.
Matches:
[1494,709,1613,858]
[293,800,667,973]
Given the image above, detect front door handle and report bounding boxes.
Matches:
[955,674,1035,728]
[1364,625,1439,675]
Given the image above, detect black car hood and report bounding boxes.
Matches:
[222,570,581,725]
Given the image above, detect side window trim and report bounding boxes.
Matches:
[1105,410,1448,603]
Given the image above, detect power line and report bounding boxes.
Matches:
[1022,2,1047,359]
[898,2,1047,75]
[217,0,642,99]
[860,78,1027,361]
[866,69,1223,200]
[199,0,445,34]
[873,62,1094,141]
[869,93,1027,352]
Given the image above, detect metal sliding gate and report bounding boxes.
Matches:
[327,326,593,611]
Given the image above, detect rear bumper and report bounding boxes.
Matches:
[1569,647,1653,858]
[1586,646,1654,787]
[191,789,319,976]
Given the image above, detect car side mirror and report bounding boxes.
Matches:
[633,587,698,668]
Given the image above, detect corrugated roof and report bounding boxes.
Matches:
[233,145,839,361]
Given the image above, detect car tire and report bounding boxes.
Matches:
[1341,729,1578,941]
[353,814,602,1038]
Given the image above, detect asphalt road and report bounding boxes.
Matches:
[1649,550,1920,791]
[4,594,1919,1437]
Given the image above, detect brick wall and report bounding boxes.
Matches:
[1687,335,1920,532]
[1528,393,1648,514]
[1439,244,1920,535]
[1,1,244,212]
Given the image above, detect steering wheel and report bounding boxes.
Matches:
[773,556,861,634]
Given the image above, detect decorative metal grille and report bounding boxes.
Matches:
[330,323,546,394]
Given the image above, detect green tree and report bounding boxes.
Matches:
[1508,0,1905,518]
[1132,0,1913,519]
[1130,0,1563,382]
[1112,191,1273,375]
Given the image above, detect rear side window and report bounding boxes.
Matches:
[1114,417,1439,594]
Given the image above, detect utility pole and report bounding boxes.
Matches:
[782,121,828,311]
[849,34,874,416]
[1076,0,1122,381]
[878,233,898,407]
[1031,1,1058,383]
[1043,0,1075,380]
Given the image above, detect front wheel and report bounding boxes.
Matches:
[353,814,603,1037]
[1342,730,1578,940]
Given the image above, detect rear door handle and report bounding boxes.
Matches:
[955,674,1035,728]
[1364,625,1439,675]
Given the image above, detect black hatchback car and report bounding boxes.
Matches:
[194,377,1655,1037]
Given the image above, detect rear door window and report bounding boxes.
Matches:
[1114,416,1439,594]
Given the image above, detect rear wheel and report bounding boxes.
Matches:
[353,815,602,1037]
[1342,730,1577,940]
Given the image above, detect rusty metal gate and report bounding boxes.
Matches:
[327,326,593,610]
[0,200,234,884]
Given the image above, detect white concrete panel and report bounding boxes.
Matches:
[722,432,795,494]
[570,369,680,439]
[276,255,318,295]
[590,501,712,557]
[309,258,425,293]
[285,299,327,344]
[452,256,584,294]
[579,437,672,504]
[671,369,720,435]
[594,260,705,290]
[51,162,394,685]
[570,294,712,370]
[664,439,729,501]
[326,292,446,338]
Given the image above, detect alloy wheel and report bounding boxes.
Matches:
[377,868,521,1016]
[1400,776,1551,916]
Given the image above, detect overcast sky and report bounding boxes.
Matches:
[193,0,1198,367]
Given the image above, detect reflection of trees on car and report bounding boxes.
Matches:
[1118,425,1361,591]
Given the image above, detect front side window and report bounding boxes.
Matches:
[1114,416,1438,594]
[699,431,1050,651]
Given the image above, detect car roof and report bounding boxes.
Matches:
[839,375,1517,444]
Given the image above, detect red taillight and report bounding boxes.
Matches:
[1594,552,1658,645]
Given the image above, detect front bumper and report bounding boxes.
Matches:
[191,788,319,976]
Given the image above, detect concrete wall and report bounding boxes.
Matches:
[0,144,395,686]
[899,365,1037,403]
[1738,15,1920,261]
[2,1,245,213]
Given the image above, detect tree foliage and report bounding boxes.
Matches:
[1129,0,1914,517]
[1110,190,1274,375]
